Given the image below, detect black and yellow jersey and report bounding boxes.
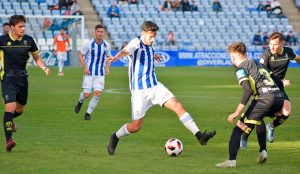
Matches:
[260,47,297,79]
[235,59,281,98]
[0,33,39,79]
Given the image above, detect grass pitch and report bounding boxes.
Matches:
[0,67,299,174]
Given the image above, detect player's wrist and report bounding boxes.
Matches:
[42,67,48,71]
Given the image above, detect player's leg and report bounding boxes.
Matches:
[2,77,21,151]
[75,76,92,113]
[266,99,290,143]
[84,90,101,120]
[154,84,216,145]
[57,52,65,76]
[10,102,26,133]
[240,120,266,149]
[3,102,17,152]
[84,76,105,120]
[108,90,150,155]
[12,78,28,132]
[108,118,145,155]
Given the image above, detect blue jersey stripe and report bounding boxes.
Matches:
[131,50,138,90]
[138,49,145,90]
[151,47,157,85]
[100,51,106,76]
[89,42,95,73]
[95,44,101,76]
[145,46,151,88]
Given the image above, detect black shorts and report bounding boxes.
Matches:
[283,90,289,101]
[239,97,284,125]
[1,76,28,105]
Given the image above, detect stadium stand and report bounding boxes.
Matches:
[92,0,300,51]
[0,0,89,51]
[0,0,299,51]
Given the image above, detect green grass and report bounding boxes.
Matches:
[0,67,299,174]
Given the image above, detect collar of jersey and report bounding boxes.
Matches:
[93,38,104,46]
[9,33,23,41]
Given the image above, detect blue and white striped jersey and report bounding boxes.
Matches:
[124,37,158,91]
[81,39,111,76]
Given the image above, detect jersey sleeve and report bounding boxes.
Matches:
[106,42,112,57]
[80,40,90,55]
[288,47,297,60]
[29,36,39,53]
[235,68,248,85]
[259,50,269,65]
[124,38,140,56]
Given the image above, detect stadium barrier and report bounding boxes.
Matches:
[28,50,300,67]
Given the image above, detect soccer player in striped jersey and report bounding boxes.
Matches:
[106,21,216,155]
[74,24,111,120]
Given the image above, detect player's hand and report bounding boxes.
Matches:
[84,67,90,75]
[43,67,50,76]
[154,53,163,63]
[107,57,116,62]
[228,113,238,123]
[105,68,110,75]
[282,79,291,87]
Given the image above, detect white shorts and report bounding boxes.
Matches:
[131,83,175,120]
[57,52,67,61]
[82,75,105,93]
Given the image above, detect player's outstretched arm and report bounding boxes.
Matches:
[108,49,129,62]
[32,52,50,76]
[78,52,90,75]
[105,56,111,75]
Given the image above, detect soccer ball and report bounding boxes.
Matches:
[164,138,183,156]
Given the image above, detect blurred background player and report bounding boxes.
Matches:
[74,24,111,120]
[1,23,10,36]
[240,32,300,148]
[0,23,10,72]
[52,27,71,76]
[216,42,286,168]
[0,15,50,152]
[107,21,216,155]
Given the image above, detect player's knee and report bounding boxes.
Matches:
[283,100,291,116]
[15,108,25,114]
[94,91,102,96]
[84,93,91,98]
[5,103,16,112]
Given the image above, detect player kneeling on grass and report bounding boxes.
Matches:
[0,15,50,152]
[106,21,216,155]
[74,24,111,120]
[216,42,287,168]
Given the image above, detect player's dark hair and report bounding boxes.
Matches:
[141,21,159,32]
[268,32,284,42]
[95,24,104,30]
[3,22,9,27]
[227,42,247,55]
[9,15,26,26]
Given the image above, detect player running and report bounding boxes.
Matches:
[0,15,50,152]
[106,21,216,155]
[52,27,71,76]
[74,24,111,120]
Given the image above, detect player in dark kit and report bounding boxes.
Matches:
[216,42,287,168]
[240,32,300,148]
[0,15,50,152]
